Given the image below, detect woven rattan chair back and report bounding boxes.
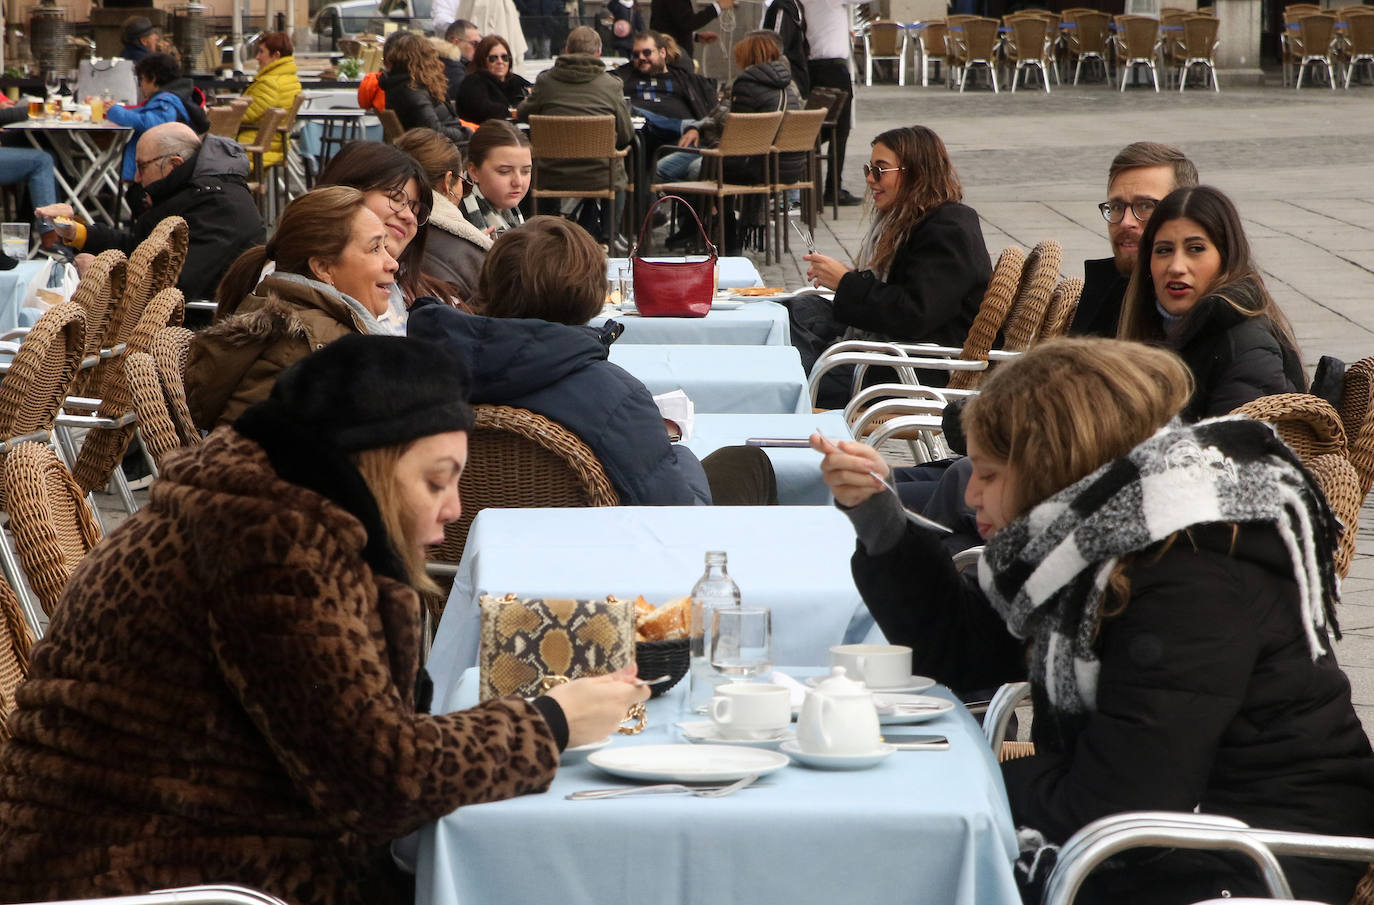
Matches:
[0,302,85,440]
[1040,276,1084,339]
[125,351,197,471]
[868,20,904,56]
[947,246,1027,391]
[1007,15,1049,63]
[716,112,786,157]
[151,326,199,448]
[1001,239,1063,351]
[1117,15,1160,56]
[528,114,620,160]
[146,216,190,285]
[1306,452,1362,578]
[376,108,404,143]
[1181,14,1220,57]
[428,405,620,572]
[919,21,949,61]
[1338,357,1374,497]
[106,243,173,353]
[1233,393,1348,460]
[0,571,32,741]
[771,108,827,154]
[1067,10,1111,64]
[68,249,125,365]
[963,17,1000,61]
[5,441,102,617]
[803,86,845,123]
[208,100,249,137]
[71,288,186,495]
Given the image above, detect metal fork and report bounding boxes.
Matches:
[813,428,953,535]
[789,216,816,255]
[566,773,760,801]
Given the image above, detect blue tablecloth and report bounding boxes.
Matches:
[429,505,884,685]
[607,255,765,289]
[415,666,1020,905]
[608,345,810,414]
[590,300,789,345]
[297,118,383,158]
[683,411,848,505]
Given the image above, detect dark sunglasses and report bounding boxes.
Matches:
[488,52,511,62]
[633,48,656,58]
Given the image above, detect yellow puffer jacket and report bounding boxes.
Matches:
[236,55,302,167]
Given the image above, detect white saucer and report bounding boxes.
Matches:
[677,721,795,748]
[711,300,746,310]
[805,674,935,694]
[780,740,895,770]
[561,737,612,762]
[873,693,956,724]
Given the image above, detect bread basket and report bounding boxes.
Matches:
[635,638,690,698]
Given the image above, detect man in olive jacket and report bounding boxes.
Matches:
[517,26,633,198]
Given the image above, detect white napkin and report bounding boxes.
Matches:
[653,390,695,441]
[767,670,808,709]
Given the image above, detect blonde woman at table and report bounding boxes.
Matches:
[408,215,776,505]
[0,334,648,905]
[236,31,302,168]
[814,337,1374,905]
[795,125,990,408]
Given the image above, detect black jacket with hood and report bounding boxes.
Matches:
[406,301,711,505]
[162,76,210,134]
[377,66,471,145]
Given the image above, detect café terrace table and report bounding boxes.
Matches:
[415,665,1021,905]
[607,345,811,415]
[591,300,790,346]
[683,410,848,505]
[427,505,887,685]
[3,119,132,225]
[606,255,765,290]
[295,109,382,168]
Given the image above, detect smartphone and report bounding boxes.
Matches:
[745,438,812,448]
[882,733,950,751]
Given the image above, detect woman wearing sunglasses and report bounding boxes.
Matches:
[378,31,472,145]
[457,35,532,124]
[798,125,990,407]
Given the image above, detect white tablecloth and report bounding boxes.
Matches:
[590,300,789,346]
[608,345,810,414]
[684,411,848,505]
[429,505,884,685]
[415,666,1020,905]
[606,255,765,289]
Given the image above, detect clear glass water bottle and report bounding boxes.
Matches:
[687,550,741,714]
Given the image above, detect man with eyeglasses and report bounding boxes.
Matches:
[1070,141,1199,337]
[36,122,264,301]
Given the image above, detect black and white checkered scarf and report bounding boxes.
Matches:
[978,416,1341,750]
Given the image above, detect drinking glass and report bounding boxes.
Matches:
[1,223,29,260]
[710,606,772,680]
[617,265,633,307]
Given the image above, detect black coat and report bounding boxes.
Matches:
[851,517,1374,905]
[761,0,810,96]
[406,302,710,505]
[1069,256,1128,337]
[649,0,719,58]
[162,77,210,134]
[832,201,990,352]
[83,135,264,301]
[455,69,531,124]
[699,60,801,184]
[377,68,470,144]
[1171,289,1306,421]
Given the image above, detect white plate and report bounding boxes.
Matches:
[561,737,612,762]
[805,674,936,694]
[711,300,745,310]
[677,721,796,748]
[872,693,955,724]
[780,740,895,770]
[587,743,790,783]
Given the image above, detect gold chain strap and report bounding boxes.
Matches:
[540,675,647,735]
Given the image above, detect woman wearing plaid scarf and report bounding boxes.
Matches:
[814,337,1374,905]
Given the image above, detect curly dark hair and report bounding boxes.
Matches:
[134,52,180,88]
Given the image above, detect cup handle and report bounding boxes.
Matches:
[711,696,731,724]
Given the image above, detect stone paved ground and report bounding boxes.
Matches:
[748,79,1374,735]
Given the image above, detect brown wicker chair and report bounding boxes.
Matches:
[651,112,785,263]
[528,114,630,247]
[1000,240,1063,351]
[1294,12,1339,88]
[426,405,620,601]
[1040,276,1085,339]
[1176,14,1221,91]
[240,106,286,210]
[1005,15,1054,92]
[376,108,405,144]
[1339,357,1374,497]
[1115,15,1162,91]
[0,571,33,740]
[207,98,250,137]
[0,302,87,452]
[146,215,190,283]
[1307,452,1363,578]
[958,17,1001,92]
[66,250,127,396]
[4,441,103,618]
[1064,9,1112,84]
[946,245,1028,391]
[917,20,949,86]
[151,326,199,450]
[126,345,200,474]
[769,108,827,258]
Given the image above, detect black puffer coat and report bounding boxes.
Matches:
[1169,286,1306,420]
[456,69,531,124]
[695,60,802,184]
[377,67,471,144]
[406,302,710,505]
[849,510,1374,905]
[162,76,210,134]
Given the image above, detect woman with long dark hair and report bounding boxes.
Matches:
[378,31,470,145]
[797,125,990,406]
[456,35,531,123]
[1117,184,1304,420]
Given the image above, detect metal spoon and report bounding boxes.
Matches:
[813,428,953,535]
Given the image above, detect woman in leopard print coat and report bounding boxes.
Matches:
[0,336,646,905]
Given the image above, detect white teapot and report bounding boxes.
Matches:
[796,666,882,755]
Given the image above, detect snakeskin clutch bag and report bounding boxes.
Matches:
[478,593,636,701]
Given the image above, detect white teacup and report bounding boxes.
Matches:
[829,644,913,690]
[710,683,791,739]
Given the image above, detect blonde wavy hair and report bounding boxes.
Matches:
[353,442,442,598]
[383,31,449,103]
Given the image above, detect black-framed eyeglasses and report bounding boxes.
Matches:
[633,48,656,58]
[384,187,430,226]
[488,52,511,62]
[862,163,903,179]
[135,153,176,176]
[1098,198,1159,224]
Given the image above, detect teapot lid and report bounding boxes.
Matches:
[812,666,871,696]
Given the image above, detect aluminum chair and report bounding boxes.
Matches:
[10,885,291,905]
[864,21,908,85]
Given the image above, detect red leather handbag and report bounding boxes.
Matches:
[631,195,717,318]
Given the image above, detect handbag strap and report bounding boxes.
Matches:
[633,194,717,260]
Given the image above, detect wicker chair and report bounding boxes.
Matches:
[528,115,630,247]
[946,245,1029,390]
[146,215,190,282]
[1294,13,1339,89]
[207,98,250,137]
[1005,15,1053,92]
[651,112,785,263]
[240,106,286,212]
[0,571,32,740]
[426,405,620,597]
[1307,453,1363,578]
[1343,11,1374,87]
[1115,15,1162,91]
[1064,9,1112,84]
[1040,276,1085,339]
[802,87,847,220]
[1000,240,1063,351]
[769,108,827,259]
[958,18,1001,92]
[1339,357,1374,497]
[918,20,949,85]
[376,108,405,144]
[863,20,908,85]
[126,343,200,474]
[1177,15,1221,91]
[4,441,103,618]
[0,302,87,453]
[151,326,199,451]
[66,250,127,396]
